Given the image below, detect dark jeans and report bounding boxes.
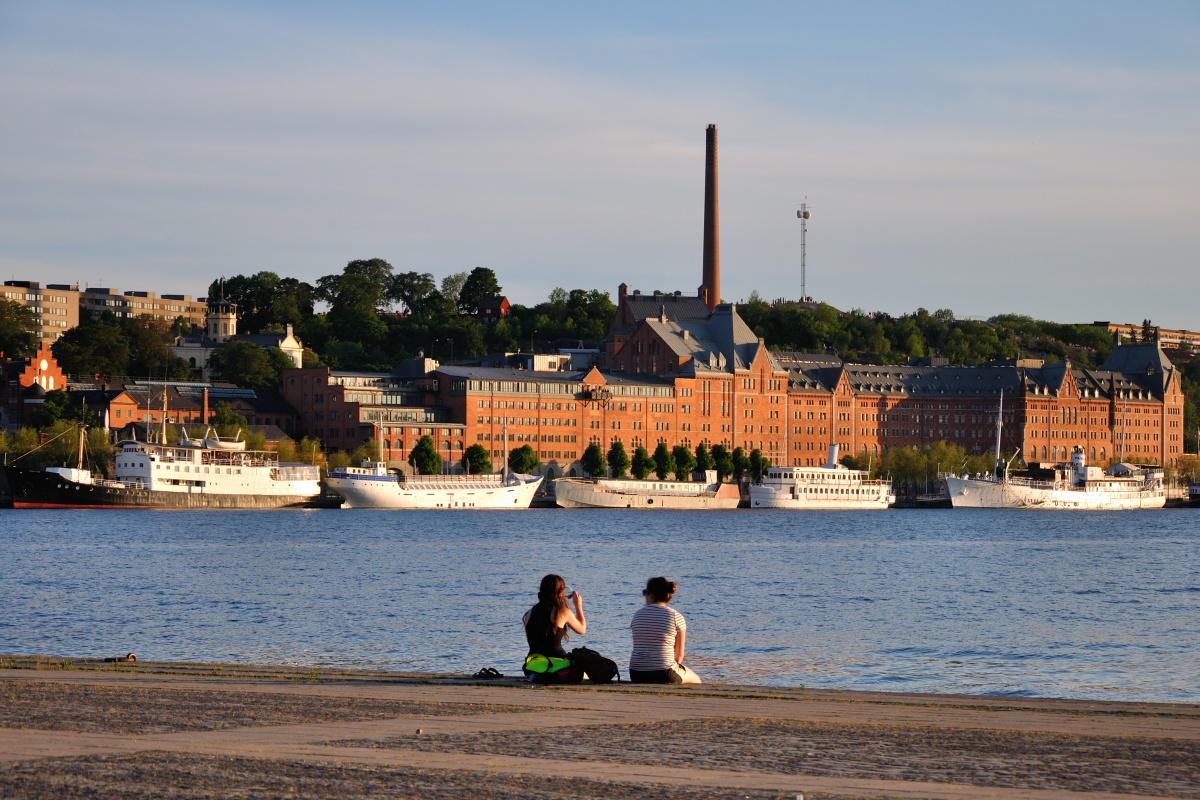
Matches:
[628,667,683,684]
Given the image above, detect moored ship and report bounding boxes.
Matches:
[5,428,323,509]
[326,460,543,509]
[749,445,895,509]
[943,392,1164,510]
[553,470,740,509]
[945,448,1165,509]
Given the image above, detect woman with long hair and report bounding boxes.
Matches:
[522,574,585,678]
[629,576,701,684]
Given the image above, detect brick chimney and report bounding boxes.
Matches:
[701,124,720,313]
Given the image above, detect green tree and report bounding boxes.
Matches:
[463,443,492,474]
[653,442,675,480]
[0,298,38,359]
[409,435,442,475]
[391,271,440,318]
[748,449,770,482]
[694,442,715,473]
[631,446,654,480]
[440,272,469,312]
[711,444,733,482]
[458,267,502,314]
[508,444,540,474]
[32,390,98,429]
[606,440,630,479]
[319,273,389,344]
[580,443,606,478]
[51,313,131,378]
[672,444,696,481]
[207,341,294,390]
[731,447,750,483]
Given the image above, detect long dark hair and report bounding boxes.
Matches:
[527,573,569,640]
[645,576,677,603]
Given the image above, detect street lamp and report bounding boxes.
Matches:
[447,337,454,364]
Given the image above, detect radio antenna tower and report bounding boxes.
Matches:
[797,201,811,301]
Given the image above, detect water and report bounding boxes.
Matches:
[2,509,1198,703]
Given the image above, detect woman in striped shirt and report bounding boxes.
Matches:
[628,576,701,684]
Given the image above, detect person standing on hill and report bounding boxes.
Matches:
[628,576,701,684]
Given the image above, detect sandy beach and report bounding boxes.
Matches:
[1,655,1198,799]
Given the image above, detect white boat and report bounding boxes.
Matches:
[749,445,895,509]
[326,461,543,509]
[553,470,740,509]
[944,392,1165,510]
[5,427,323,509]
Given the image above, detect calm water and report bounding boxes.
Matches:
[2,508,1198,702]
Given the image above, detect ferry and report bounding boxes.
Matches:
[4,427,323,509]
[553,470,740,509]
[749,445,895,509]
[326,460,543,509]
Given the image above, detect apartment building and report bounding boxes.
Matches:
[1,281,80,341]
[80,287,208,327]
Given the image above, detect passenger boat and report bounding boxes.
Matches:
[943,392,1165,510]
[326,460,543,509]
[749,445,895,509]
[553,470,740,509]
[1190,483,1200,505]
[4,427,323,509]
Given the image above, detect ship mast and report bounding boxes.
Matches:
[993,389,1005,481]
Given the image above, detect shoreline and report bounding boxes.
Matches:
[2,655,1199,799]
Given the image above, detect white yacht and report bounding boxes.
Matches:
[749,445,895,509]
[326,461,543,509]
[944,392,1165,510]
[553,470,741,509]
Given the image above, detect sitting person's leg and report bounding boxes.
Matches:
[670,663,702,684]
[628,667,673,684]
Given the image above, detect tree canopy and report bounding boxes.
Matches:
[408,435,442,475]
[463,443,492,475]
[207,341,296,390]
[580,443,606,478]
[0,298,37,359]
[508,444,540,474]
[606,440,630,479]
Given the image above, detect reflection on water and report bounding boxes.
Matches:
[2,508,1198,702]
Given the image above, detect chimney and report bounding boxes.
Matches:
[202,387,209,426]
[701,123,720,313]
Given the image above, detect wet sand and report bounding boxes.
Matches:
[2,655,1198,799]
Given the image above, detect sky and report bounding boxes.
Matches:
[1,1,1198,326]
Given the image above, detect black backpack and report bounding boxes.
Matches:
[568,646,620,684]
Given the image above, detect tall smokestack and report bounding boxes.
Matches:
[701,124,720,312]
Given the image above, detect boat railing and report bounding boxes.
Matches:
[400,473,506,485]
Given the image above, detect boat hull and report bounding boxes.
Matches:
[4,466,324,509]
[945,476,1166,510]
[326,474,543,509]
[553,478,740,509]
[748,485,893,510]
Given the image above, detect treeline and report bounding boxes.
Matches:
[737,296,1119,368]
[204,261,615,372]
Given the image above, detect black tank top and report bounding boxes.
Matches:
[525,606,567,657]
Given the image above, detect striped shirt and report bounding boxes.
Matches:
[629,604,686,671]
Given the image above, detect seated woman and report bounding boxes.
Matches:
[522,574,585,681]
[629,576,701,684]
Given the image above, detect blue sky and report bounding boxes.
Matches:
[2,1,1197,326]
